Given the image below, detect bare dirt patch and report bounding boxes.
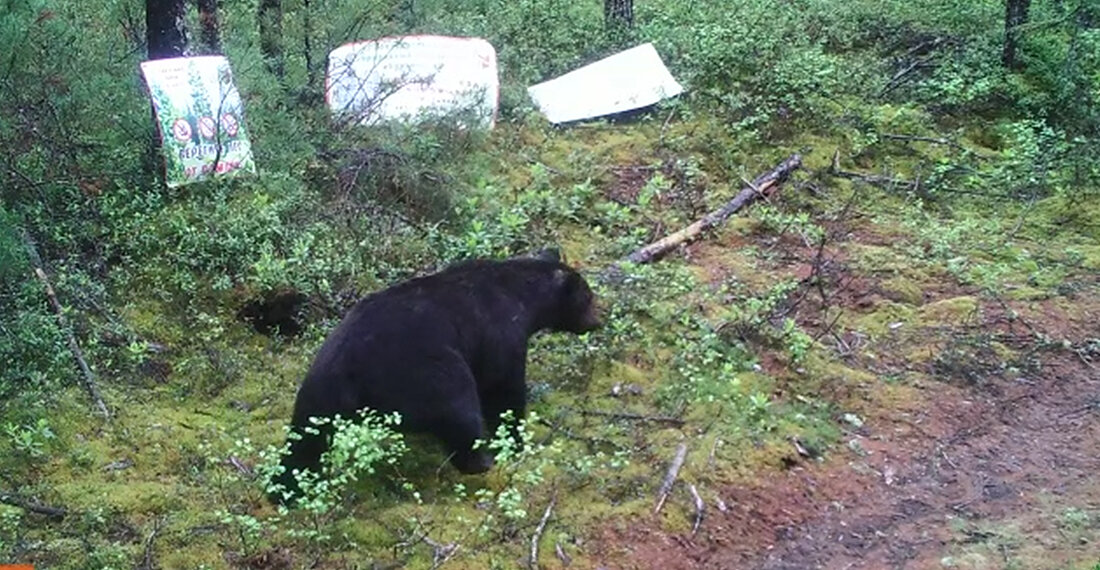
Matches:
[588,216,1100,569]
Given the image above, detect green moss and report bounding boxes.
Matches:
[53,480,184,513]
[844,300,916,338]
[1004,285,1052,301]
[1075,245,1100,271]
[880,275,925,305]
[1029,195,1100,236]
[787,133,840,171]
[846,243,913,275]
[918,296,980,326]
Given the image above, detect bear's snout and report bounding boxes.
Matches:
[578,303,603,332]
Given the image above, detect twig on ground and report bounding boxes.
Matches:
[554,542,572,566]
[535,417,628,452]
[137,517,164,570]
[829,150,917,191]
[654,442,689,514]
[880,133,979,156]
[992,295,1042,338]
[22,230,110,419]
[811,311,845,343]
[528,494,557,569]
[424,536,460,570]
[688,483,705,536]
[1008,196,1037,238]
[567,407,685,427]
[881,133,956,145]
[707,437,721,468]
[658,108,677,146]
[1074,347,1097,370]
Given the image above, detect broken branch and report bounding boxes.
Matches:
[654,442,689,514]
[829,150,916,191]
[611,154,803,271]
[880,59,933,96]
[137,517,164,570]
[568,407,685,426]
[554,542,572,566]
[881,133,964,150]
[528,494,557,570]
[0,491,67,519]
[22,230,110,419]
[424,536,460,570]
[688,483,705,536]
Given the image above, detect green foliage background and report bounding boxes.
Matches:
[0,0,1097,567]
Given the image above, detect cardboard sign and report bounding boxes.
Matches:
[326,35,499,128]
[527,43,684,124]
[140,56,257,187]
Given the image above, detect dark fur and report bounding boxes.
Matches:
[271,252,600,504]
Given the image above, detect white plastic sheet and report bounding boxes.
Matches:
[527,43,684,124]
[326,35,499,128]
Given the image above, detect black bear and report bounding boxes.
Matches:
[270,250,601,504]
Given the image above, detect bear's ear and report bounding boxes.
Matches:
[552,268,570,289]
[534,247,562,263]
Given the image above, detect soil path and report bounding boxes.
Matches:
[595,242,1100,569]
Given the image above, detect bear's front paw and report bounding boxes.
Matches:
[452,450,494,474]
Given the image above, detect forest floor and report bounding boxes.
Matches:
[9,123,1100,570]
[590,198,1100,570]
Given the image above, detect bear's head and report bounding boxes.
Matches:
[536,251,600,334]
[555,268,602,333]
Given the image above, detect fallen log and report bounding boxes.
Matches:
[612,153,802,270]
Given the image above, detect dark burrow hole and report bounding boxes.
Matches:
[238,290,310,337]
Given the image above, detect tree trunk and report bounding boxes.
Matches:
[145,0,188,60]
[1002,0,1031,69]
[258,0,285,78]
[196,0,221,54]
[303,0,317,91]
[145,0,189,187]
[604,0,634,30]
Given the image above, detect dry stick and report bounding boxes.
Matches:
[881,133,964,149]
[0,491,67,519]
[22,231,110,419]
[829,150,915,190]
[137,517,164,570]
[568,407,685,427]
[654,442,689,515]
[528,494,557,570]
[554,542,572,567]
[880,58,931,96]
[424,536,460,570]
[1008,196,1038,238]
[612,154,803,269]
[688,483,705,536]
[1075,347,1097,371]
